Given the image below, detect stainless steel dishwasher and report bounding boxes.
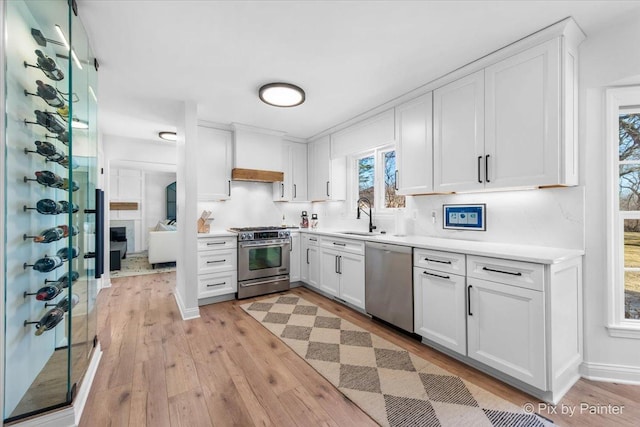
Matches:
[365,241,413,333]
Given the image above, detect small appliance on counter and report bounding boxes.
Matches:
[311,213,318,229]
[228,226,291,299]
[300,211,309,228]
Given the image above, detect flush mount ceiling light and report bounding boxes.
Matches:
[259,83,305,107]
[158,131,177,141]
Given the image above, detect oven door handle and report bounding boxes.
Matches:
[240,276,289,287]
[239,241,288,249]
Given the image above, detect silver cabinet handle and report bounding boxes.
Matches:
[207,282,225,287]
[326,181,330,197]
[333,242,346,247]
[207,242,226,246]
[281,182,285,198]
[206,259,225,264]
[423,271,450,280]
[482,266,522,276]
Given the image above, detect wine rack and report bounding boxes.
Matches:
[2,0,101,422]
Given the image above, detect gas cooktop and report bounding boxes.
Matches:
[228,226,288,232]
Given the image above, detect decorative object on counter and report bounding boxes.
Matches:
[311,213,318,229]
[300,211,309,228]
[24,49,64,81]
[25,307,65,336]
[243,294,552,427]
[56,246,79,261]
[197,210,213,233]
[281,214,286,227]
[23,225,69,243]
[23,255,63,273]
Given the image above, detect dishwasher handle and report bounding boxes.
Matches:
[365,241,412,254]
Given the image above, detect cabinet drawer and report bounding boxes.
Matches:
[198,270,237,298]
[467,255,544,291]
[414,248,465,275]
[320,236,364,255]
[197,248,237,274]
[197,237,236,251]
[306,235,319,246]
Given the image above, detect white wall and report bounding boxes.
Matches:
[580,10,640,377]
[144,171,176,244]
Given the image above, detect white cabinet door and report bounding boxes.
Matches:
[414,268,467,355]
[300,235,309,283]
[197,126,232,200]
[395,92,433,195]
[273,142,292,201]
[467,277,546,389]
[485,39,561,189]
[307,244,320,289]
[291,142,308,201]
[290,233,300,282]
[433,70,485,192]
[319,248,340,297]
[338,253,365,309]
[307,136,345,201]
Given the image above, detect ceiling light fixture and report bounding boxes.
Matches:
[259,82,305,107]
[158,131,177,141]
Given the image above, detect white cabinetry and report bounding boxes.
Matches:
[197,126,232,200]
[433,71,485,192]
[307,136,346,201]
[413,249,467,355]
[301,235,320,289]
[197,236,237,299]
[290,232,300,282]
[273,142,308,202]
[395,92,434,195]
[318,237,365,309]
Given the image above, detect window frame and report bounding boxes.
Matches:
[350,144,405,217]
[606,86,640,338]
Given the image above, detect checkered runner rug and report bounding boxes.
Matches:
[241,294,552,427]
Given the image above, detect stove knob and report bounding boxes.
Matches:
[240,233,247,240]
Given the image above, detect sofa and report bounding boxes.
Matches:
[148,230,178,268]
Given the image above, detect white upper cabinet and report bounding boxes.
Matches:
[395,92,434,195]
[291,142,308,201]
[197,125,232,201]
[273,142,293,201]
[433,70,485,193]
[308,136,346,201]
[484,38,564,188]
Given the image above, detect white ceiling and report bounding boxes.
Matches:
[78,0,640,142]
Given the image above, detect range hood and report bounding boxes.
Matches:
[231,123,285,183]
[231,168,284,182]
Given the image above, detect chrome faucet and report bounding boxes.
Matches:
[356,197,377,233]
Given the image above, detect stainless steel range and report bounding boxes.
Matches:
[230,226,291,299]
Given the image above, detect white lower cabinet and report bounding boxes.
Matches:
[301,235,320,289]
[466,277,546,390]
[414,267,467,355]
[319,248,341,297]
[290,232,300,282]
[197,236,237,299]
[315,236,365,309]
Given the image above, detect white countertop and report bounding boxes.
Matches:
[197,229,236,238]
[298,229,583,264]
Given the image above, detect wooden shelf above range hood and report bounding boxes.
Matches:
[231,168,284,182]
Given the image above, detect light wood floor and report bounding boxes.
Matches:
[79,273,640,427]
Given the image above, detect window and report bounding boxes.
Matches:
[607,87,640,337]
[354,147,405,212]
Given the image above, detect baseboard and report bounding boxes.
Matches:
[173,290,200,320]
[580,361,640,384]
[73,343,103,425]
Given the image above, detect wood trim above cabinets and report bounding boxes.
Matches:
[231,168,284,182]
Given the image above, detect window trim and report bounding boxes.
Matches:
[606,86,640,338]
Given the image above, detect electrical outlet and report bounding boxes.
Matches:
[431,210,437,224]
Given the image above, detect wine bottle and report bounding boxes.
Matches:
[34,110,66,134]
[60,178,79,192]
[30,225,68,243]
[30,140,61,160]
[28,198,62,215]
[35,80,65,108]
[56,155,78,170]
[35,282,63,301]
[26,256,63,273]
[34,307,65,336]
[34,50,64,81]
[56,271,79,288]
[57,246,79,261]
[56,293,79,312]
[59,200,79,214]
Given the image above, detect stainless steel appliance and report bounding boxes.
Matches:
[230,226,291,299]
[365,241,413,332]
